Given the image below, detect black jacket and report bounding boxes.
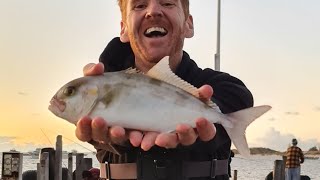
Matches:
[95,37,254,180]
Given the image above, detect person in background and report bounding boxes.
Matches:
[75,0,254,179]
[285,138,304,180]
[89,168,100,180]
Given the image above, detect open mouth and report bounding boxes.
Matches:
[144,27,168,38]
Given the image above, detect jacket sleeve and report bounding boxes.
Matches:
[201,68,254,113]
[194,69,254,159]
[300,148,304,163]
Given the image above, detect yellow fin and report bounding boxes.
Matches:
[124,67,141,74]
[146,56,200,98]
[146,56,218,110]
[206,99,221,111]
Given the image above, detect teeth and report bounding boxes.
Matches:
[145,27,167,35]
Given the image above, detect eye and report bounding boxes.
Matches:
[63,86,76,97]
[134,4,147,10]
[162,3,174,7]
[162,1,175,7]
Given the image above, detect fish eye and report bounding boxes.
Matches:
[63,86,76,96]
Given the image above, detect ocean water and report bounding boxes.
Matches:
[231,155,320,180]
[1,153,319,179]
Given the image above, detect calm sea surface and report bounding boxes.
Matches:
[1,154,319,179]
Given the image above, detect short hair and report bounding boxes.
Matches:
[292,138,298,145]
[117,0,190,20]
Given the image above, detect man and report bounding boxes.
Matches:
[76,0,253,179]
[285,138,304,180]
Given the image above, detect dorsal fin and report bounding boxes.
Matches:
[124,67,141,74]
[146,56,199,98]
[146,56,218,108]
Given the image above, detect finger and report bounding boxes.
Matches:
[196,118,216,142]
[83,63,104,76]
[75,116,93,142]
[128,130,143,147]
[109,126,127,144]
[155,133,179,149]
[198,85,213,101]
[176,124,197,146]
[91,117,109,143]
[141,132,159,151]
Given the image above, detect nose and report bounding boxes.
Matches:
[145,1,163,18]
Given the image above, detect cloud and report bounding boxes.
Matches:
[17,91,28,96]
[31,113,40,116]
[255,128,320,151]
[314,106,320,111]
[0,136,95,153]
[0,136,17,150]
[268,117,276,122]
[0,136,44,152]
[285,111,300,116]
[0,136,16,143]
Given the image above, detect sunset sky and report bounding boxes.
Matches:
[0,0,319,153]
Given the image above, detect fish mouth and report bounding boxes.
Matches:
[48,97,66,113]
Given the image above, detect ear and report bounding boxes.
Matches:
[184,15,194,38]
[120,21,130,42]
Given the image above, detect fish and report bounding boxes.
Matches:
[48,56,271,157]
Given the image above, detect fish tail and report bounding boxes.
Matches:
[224,105,271,157]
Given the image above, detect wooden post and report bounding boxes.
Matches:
[83,158,93,170]
[1,152,23,180]
[38,152,50,180]
[282,156,286,179]
[273,160,285,180]
[75,153,84,180]
[55,135,62,180]
[233,170,238,180]
[68,153,73,180]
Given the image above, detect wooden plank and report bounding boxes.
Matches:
[38,152,49,180]
[83,158,93,170]
[55,135,62,180]
[233,170,238,180]
[68,153,73,180]
[273,160,285,180]
[75,153,84,180]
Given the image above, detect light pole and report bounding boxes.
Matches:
[214,0,221,71]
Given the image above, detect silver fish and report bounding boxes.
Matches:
[49,56,271,157]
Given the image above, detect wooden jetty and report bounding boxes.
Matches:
[1,135,94,180]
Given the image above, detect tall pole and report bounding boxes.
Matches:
[215,0,221,71]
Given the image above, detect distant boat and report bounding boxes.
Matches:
[25,148,42,159]
[9,149,19,153]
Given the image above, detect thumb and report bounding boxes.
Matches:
[83,62,105,76]
[198,85,214,102]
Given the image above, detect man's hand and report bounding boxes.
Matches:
[75,63,216,150]
[76,63,144,147]
[143,85,217,150]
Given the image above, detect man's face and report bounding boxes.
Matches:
[120,0,194,68]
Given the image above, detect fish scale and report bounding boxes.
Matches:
[49,56,271,157]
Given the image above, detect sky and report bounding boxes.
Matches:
[0,0,319,153]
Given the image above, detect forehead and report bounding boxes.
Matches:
[128,0,181,5]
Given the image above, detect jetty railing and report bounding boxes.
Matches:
[1,135,94,180]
